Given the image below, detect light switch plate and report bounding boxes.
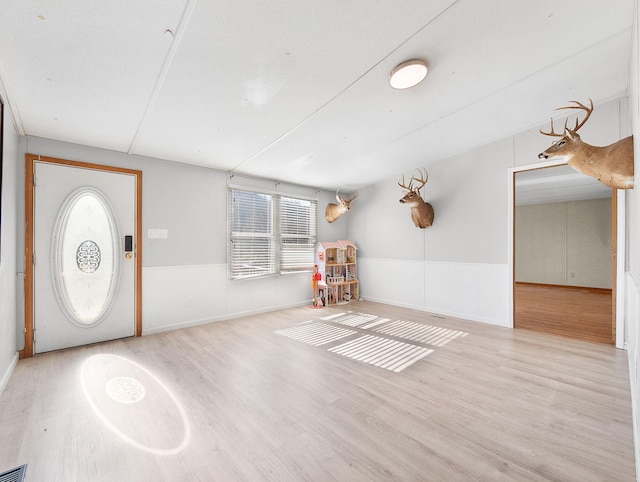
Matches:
[148,228,168,239]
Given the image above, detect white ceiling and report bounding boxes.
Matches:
[515,165,612,206]
[0,0,635,191]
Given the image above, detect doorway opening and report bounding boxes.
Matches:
[510,163,620,345]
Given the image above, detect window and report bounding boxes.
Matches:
[229,187,317,280]
[280,195,317,272]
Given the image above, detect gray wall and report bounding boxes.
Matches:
[142,160,227,266]
[348,97,628,326]
[9,136,345,347]
[0,94,19,392]
[516,198,612,288]
[1,96,630,377]
[17,137,347,270]
[348,138,512,264]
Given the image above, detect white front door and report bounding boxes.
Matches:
[33,161,137,353]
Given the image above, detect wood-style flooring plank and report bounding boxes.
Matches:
[0,301,634,481]
[515,282,613,344]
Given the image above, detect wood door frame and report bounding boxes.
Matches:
[507,160,624,348]
[20,154,143,359]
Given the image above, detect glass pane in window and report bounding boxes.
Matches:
[230,189,275,279]
[228,188,316,278]
[281,196,316,272]
[232,190,272,233]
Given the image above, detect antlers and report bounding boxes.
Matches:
[398,168,429,192]
[540,98,594,137]
[336,188,358,203]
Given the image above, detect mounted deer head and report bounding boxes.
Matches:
[538,99,634,189]
[398,168,434,228]
[325,189,358,223]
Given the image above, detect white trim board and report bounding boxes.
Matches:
[0,352,19,398]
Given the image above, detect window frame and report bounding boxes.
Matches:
[228,185,317,280]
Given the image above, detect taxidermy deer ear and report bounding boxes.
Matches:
[538,98,634,189]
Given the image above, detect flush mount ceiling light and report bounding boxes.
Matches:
[389,59,428,89]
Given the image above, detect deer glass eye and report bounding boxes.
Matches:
[557,140,566,147]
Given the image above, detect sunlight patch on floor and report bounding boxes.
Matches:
[80,354,191,455]
[275,311,469,373]
[328,335,433,372]
[373,320,468,346]
[331,312,384,327]
[105,376,147,404]
[275,322,356,346]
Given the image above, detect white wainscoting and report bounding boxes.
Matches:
[142,265,312,335]
[358,258,510,327]
[226,270,312,317]
[143,264,228,334]
[624,271,640,478]
[0,353,18,398]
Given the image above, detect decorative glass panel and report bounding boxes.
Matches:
[52,188,120,326]
[77,240,101,273]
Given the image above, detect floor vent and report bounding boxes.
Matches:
[0,465,27,482]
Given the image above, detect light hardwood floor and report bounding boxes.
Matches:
[0,301,635,481]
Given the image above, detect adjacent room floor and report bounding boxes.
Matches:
[514,282,614,344]
[0,301,635,481]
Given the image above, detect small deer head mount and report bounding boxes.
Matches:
[398,168,434,228]
[325,189,358,223]
[538,98,634,189]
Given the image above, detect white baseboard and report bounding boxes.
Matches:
[0,352,19,397]
[362,296,508,327]
[142,301,309,336]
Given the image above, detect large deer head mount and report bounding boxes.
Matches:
[325,189,358,223]
[398,168,434,228]
[538,99,634,189]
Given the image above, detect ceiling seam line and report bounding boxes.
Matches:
[346,25,635,170]
[127,0,199,155]
[0,55,25,135]
[229,0,462,174]
[367,26,635,158]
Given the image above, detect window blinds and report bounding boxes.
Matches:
[229,188,317,280]
[280,196,317,273]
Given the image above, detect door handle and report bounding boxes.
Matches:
[125,235,133,259]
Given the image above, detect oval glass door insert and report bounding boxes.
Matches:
[52,188,120,326]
